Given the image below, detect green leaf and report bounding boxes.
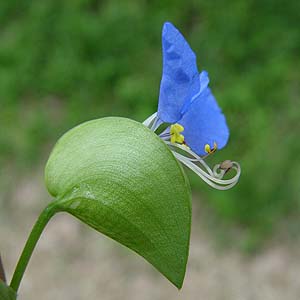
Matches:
[0,281,17,300]
[45,117,191,288]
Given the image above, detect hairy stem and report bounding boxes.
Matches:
[10,202,58,292]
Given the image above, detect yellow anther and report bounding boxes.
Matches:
[204,142,217,154]
[170,123,185,144]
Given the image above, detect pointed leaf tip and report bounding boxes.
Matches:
[45,117,192,288]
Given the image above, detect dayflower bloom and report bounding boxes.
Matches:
[143,22,240,190]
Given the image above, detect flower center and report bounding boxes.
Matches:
[170,123,185,144]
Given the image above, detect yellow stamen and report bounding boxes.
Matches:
[170,123,185,144]
[204,142,217,154]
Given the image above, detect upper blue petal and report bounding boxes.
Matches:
[180,70,210,115]
[158,22,199,123]
[179,86,229,156]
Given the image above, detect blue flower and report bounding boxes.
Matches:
[158,22,229,156]
[143,22,240,190]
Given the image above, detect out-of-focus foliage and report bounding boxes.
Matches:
[0,0,299,249]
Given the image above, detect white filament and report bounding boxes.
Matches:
[174,152,241,190]
[143,113,241,190]
[142,112,157,127]
[165,141,213,175]
[142,112,162,131]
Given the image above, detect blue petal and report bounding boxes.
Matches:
[180,71,210,115]
[179,87,229,156]
[158,22,199,124]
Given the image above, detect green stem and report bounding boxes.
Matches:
[0,254,6,283]
[10,202,58,292]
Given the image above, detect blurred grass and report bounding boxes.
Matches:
[0,0,299,249]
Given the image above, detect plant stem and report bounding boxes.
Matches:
[0,254,6,283]
[10,202,58,292]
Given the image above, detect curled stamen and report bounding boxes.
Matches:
[219,160,233,174]
[165,141,213,175]
[143,113,241,190]
[166,141,240,190]
[176,153,241,190]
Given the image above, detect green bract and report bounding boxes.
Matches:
[0,281,17,300]
[45,117,191,288]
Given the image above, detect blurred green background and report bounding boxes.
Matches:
[0,0,299,251]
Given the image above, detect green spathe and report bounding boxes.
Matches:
[0,281,17,300]
[45,117,191,289]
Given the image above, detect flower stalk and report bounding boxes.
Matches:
[10,202,58,292]
[0,254,6,283]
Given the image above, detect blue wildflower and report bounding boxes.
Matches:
[143,22,240,190]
